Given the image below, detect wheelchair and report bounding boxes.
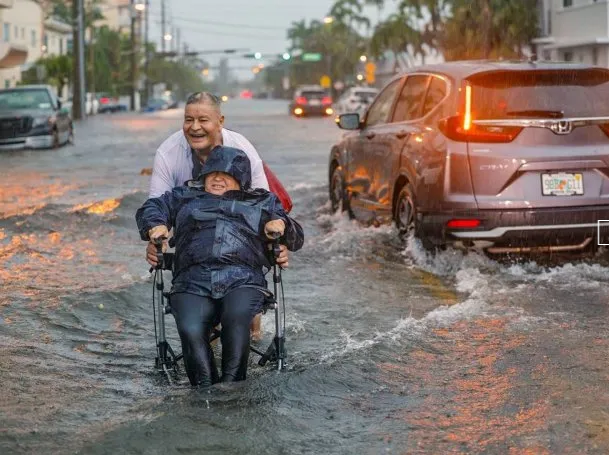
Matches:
[150,239,287,384]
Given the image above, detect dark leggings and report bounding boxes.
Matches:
[170,288,264,387]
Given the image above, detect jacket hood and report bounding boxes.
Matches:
[198,146,252,190]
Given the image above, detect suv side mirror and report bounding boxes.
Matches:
[337,112,361,130]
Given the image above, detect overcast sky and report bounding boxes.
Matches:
[145,0,392,80]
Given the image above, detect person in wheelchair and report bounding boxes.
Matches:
[136,146,304,387]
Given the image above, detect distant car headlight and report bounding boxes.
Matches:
[32,116,54,127]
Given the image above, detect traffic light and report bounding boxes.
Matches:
[365,62,376,84]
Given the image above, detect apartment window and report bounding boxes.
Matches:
[563,0,572,7]
[43,33,48,47]
[593,47,598,65]
[547,10,551,35]
[21,27,24,39]
[4,80,9,88]
[31,30,36,47]
[13,25,17,39]
[3,23,9,42]
[59,37,63,55]
[564,51,573,61]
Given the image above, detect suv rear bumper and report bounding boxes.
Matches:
[420,205,609,249]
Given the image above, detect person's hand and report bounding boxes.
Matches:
[264,219,285,239]
[146,239,169,267]
[148,225,169,242]
[276,244,289,269]
[146,225,168,267]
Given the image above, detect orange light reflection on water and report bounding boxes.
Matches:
[377,318,550,453]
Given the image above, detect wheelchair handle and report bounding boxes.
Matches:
[149,236,167,272]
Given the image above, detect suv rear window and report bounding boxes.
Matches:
[468,69,609,119]
[300,91,325,99]
[354,91,377,101]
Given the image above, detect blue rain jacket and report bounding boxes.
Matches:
[136,146,304,299]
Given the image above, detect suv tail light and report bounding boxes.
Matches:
[446,219,481,229]
[322,96,332,105]
[100,97,109,104]
[438,82,522,143]
[599,123,609,138]
[296,96,307,105]
[438,115,523,143]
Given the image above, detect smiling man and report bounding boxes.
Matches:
[149,92,269,200]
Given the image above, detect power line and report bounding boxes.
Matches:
[155,23,285,41]
[147,12,287,31]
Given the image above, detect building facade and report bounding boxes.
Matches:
[534,0,609,67]
[0,0,42,88]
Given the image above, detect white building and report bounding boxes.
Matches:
[0,0,42,88]
[534,0,609,67]
[42,17,71,58]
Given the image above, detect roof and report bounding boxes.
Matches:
[390,59,604,82]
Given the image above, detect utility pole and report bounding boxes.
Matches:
[144,0,150,103]
[130,0,136,111]
[72,0,86,120]
[161,0,166,52]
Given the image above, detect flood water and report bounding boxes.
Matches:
[2,100,609,454]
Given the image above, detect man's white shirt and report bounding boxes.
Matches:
[149,128,269,198]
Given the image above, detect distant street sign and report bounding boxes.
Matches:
[302,52,322,62]
[320,75,331,89]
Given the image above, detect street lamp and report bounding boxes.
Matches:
[134,0,146,11]
[323,16,334,24]
[360,55,367,62]
[164,33,172,41]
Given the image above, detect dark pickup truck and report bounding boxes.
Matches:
[0,84,73,150]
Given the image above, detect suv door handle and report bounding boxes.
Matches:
[395,131,409,139]
[366,133,375,139]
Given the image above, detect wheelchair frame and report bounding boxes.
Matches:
[151,240,287,384]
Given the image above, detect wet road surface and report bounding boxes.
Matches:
[2,100,609,454]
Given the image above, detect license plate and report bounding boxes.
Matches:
[309,99,321,106]
[541,172,584,196]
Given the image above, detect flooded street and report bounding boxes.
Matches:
[2,100,609,454]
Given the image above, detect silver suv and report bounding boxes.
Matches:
[329,60,609,254]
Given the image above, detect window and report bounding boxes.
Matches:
[13,25,17,39]
[547,9,551,35]
[564,51,573,61]
[3,23,9,42]
[31,30,36,47]
[4,80,9,89]
[21,27,24,39]
[392,75,430,122]
[59,37,63,55]
[364,79,401,127]
[467,69,609,119]
[593,47,598,65]
[563,0,572,7]
[421,77,448,118]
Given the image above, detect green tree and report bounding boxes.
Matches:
[441,0,538,60]
[20,54,73,95]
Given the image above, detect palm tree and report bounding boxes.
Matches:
[370,13,423,70]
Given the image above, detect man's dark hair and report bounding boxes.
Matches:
[186,92,222,112]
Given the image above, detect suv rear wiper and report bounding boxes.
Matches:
[505,109,564,118]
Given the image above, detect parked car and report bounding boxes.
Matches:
[329,60,609,254]
[142,97,169,112]
[97,93,127,113]
[0,84,73,150]
[289,85,333,117]
[334,86,379,115]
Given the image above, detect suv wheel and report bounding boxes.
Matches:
[330,165,352,215]
[395,184,416,239]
